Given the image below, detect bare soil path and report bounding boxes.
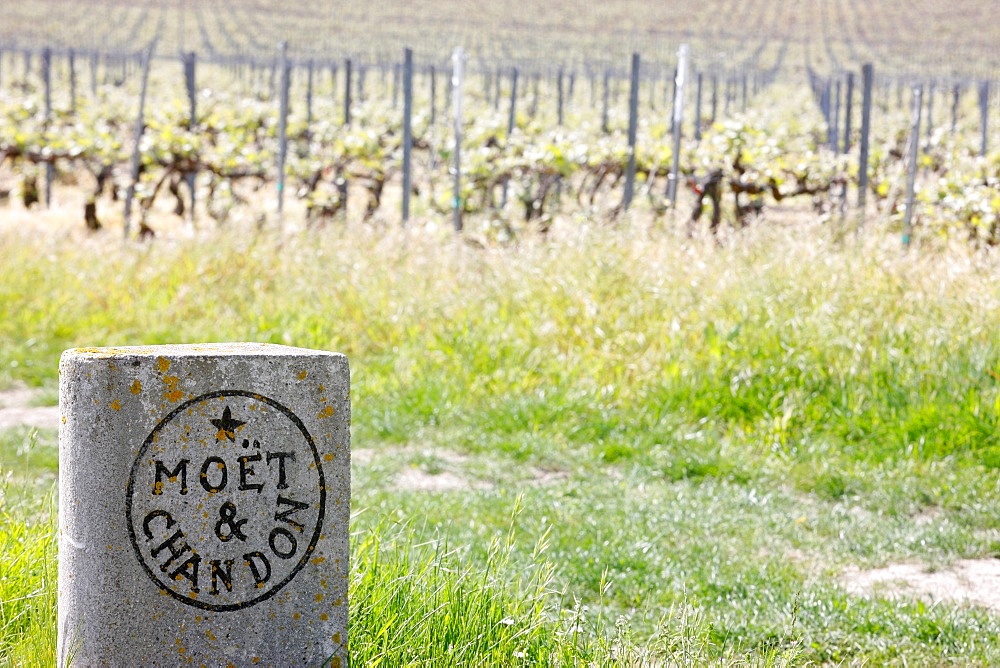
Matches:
[0,387,59,430]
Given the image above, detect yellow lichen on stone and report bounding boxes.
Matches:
[298,370,308,380]
[163,375,184,402]
[318,405,334,419]
[130,379,143,395]
[110,399,121,411]
[157,357,171,373]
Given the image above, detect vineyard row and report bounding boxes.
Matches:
[3,42,1000,246]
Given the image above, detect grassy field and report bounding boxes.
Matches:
[4,213,1000,664]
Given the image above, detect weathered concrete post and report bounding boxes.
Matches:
[58,343,350,666]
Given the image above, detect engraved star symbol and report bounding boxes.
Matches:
[210,406,245,442]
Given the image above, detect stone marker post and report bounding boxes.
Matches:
[58,343,350,666]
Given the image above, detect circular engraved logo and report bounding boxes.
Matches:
[126,390,325,612]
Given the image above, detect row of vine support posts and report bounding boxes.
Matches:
[812,61,1000,246]
[18,41,985,240]
[2,37,776,233]
[1,39,777,236]
[11,32,1000,248]
[153,43,726,234]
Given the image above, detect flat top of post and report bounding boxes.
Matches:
[61,342,344,360]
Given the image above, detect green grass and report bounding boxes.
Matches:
[4,219,1000,664]
[1,431,57,666]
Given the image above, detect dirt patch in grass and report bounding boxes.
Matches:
[394,467,489,493]
[354,447,491,493]
[0,387,58,430]
[352,446,571,492]
[351,448,378,466]
[530,468,571,486]
[842,559,1000,612]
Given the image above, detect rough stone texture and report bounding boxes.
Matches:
[58,344,350,667]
